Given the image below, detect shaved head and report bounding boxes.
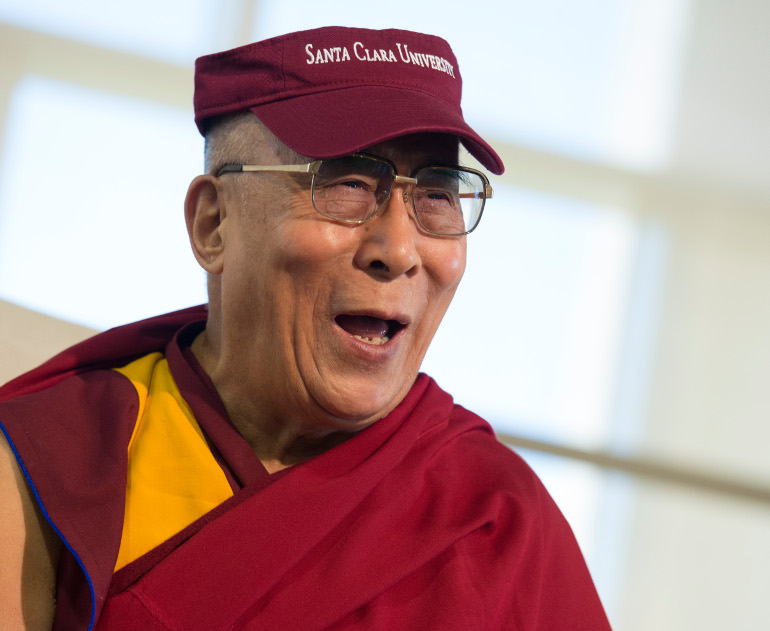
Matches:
[203,112,306,175]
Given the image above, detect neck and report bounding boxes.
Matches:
[189,328,357,472]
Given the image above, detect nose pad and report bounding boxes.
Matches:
[392,175,418,211]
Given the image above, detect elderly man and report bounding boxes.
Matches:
[0,27,611,630]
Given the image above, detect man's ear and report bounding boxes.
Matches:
[185,174,227,274]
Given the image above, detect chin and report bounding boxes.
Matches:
[314,381,406,426]
[323,399,392,426]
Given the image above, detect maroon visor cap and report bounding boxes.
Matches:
[194,26,504,175]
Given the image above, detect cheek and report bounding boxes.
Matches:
[250,222,354,321]
[278,220,351,278]
[416,241,466,345]
[428,240,467,294]
[236,195,342,274]
[264,194,345,261]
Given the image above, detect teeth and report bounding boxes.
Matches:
[354,334,390,345]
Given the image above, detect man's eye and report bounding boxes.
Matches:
[340,179,367,189]
[325,177,379,193]
[420,189,455,203]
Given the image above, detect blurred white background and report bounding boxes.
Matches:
[1,1,768,628]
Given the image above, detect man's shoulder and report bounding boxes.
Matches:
[0,364,145,548]
[0,431,60,629]
[439,398,541,480]
[402,388,554,518]
[0,305,207,404]
[0,363,141,424]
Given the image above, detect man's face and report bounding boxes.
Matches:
[211,132,466,435]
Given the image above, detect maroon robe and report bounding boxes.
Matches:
[0,306,611,630]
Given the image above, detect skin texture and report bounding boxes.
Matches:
[0,434,61,630]
[186,122,466,472]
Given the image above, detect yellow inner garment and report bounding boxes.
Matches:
[113,353,233,571]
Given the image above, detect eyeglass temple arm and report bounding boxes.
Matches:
[457,184,494,199]
[395,174,493,201]
[217,161,323,176]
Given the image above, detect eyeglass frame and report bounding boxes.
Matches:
[215,152,493,236]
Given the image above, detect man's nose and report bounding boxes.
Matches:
[353,182,421,279]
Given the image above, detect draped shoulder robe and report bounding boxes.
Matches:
[0,307,611,630]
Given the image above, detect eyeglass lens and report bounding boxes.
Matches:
[311,155,485,235]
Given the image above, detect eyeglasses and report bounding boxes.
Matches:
[216,153,493,236]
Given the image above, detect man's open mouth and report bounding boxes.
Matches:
[334,314,407,346]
